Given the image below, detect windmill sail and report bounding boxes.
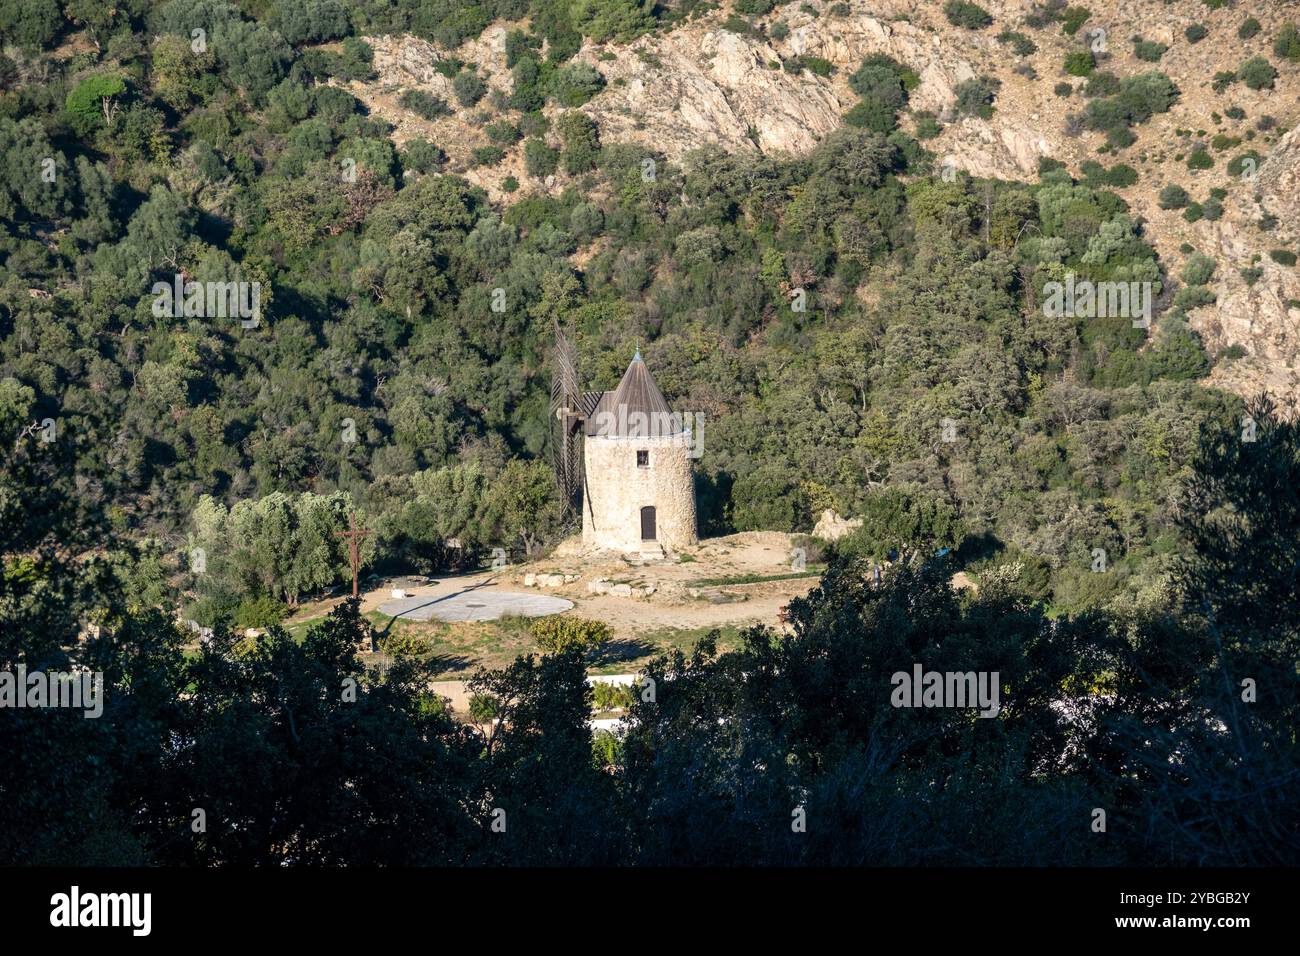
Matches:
[550,322,584,512]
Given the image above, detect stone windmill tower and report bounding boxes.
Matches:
[551,329,697,557]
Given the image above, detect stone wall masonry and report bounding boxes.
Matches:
[582,432,697,552]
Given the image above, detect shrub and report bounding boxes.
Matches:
[1185,24,1208,44]
[1171,285,1216,313]
[530,615,611,654]
[1107,127,1136,148]
[1082,72,1178,143]
[914,112,942,139]
[485,121,521,145]
[843,99,894,131]
[472,145,505,166]
[1238,57,1277,90]
[734,0,775,13]
[1238,18,1261,41]
[1158,183,1190,209]
[431,58,462,79]
[572,0,656,41]
[1201,197,1224,221]
[504,29,540,69]
[800,56,835,77]
[1105,163,1138,186]
[592,729,621,766]
[1182,203,1203,222]
[770,20,790,40]
[1064,50,1095,77]
[1183,253,1217,285]
[557,111,600,173]
[997,31,1037,55]
[944,1,992,29]
[1117,72,1179,120]
[399,89,451,120]
[401,138,446,173]
[1186,148,1213,170]
[1132,39,1168,62]
[380,630,432,657]
[518,112,549,137]
[336,36,374,76]
[955,76,998,118]
[1061,6,1090,36]
[1054,81,1074,97]
[509,55,548,111]
[1226,150,1261,177]
[844,54,913,133]
[524,137,560,178]
[1274,23,1300,62]
[1269,249,1298,267]
[1084,71,1120,97]
[591,681,634,712]
[453,70,487,107]
[1212,71,1236,93]
[272,0,352,46]
[550,61,606,106]
[232,596,289,629]
[848,53,914,98]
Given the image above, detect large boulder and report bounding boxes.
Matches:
[812,508,863,541]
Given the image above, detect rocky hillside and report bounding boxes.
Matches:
[342,0,1300,407]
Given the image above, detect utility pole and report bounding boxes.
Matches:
[336,510,372,598]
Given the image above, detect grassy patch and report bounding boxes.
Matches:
[689,568,824,587]
[587,624,746,674]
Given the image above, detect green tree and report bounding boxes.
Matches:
[0,0,61,50]
[65,75,128,136]
[557,111,600,174]
[530,616,611,654]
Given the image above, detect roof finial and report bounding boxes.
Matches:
[633,342,642,362]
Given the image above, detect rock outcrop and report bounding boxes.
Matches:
[812,508,863,541]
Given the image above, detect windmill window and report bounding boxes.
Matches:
[636,449,649,468]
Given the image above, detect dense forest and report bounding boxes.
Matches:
[2,0,1297,866]
[2,0,1239,622]
[3,390,1298,865]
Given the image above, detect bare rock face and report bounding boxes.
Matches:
[582,29,837,158]
[1190,124,1300,411]
[358,8,1018,170]
[573,11,1031,169]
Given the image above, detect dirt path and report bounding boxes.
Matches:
[286,532,819,643]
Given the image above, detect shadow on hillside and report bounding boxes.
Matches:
[426,653,474,675]
[374,575,501,638]
[590,638,658,667]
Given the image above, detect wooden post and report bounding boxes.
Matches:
[336,510,372,599]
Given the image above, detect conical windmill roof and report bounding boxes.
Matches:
[584,353,683,438]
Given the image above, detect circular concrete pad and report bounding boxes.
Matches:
[378,591,573,623]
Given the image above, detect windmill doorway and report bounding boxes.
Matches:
[640,506,657,541]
